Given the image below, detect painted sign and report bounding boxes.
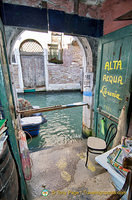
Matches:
[100,60,124,102]
[100,60,124,101]
[94,26,132,138]
[98,52,129,118]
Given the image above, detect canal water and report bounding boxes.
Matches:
[19,91,83,151]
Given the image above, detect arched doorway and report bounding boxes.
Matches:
[8,30,96,136]
[20,39,45,88]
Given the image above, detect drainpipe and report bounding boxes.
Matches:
[44,49,49,91]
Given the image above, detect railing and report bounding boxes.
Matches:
[17,102,89,116]
[97,107,119,124]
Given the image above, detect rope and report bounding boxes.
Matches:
[24,130,32,144]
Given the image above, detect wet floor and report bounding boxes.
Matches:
[19,91,83,150]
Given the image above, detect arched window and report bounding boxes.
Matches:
[20,39,43,53]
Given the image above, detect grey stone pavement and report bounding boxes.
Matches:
[26,139,116,200]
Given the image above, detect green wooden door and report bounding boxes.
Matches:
[94,25,132,139]
[0,19,28,199]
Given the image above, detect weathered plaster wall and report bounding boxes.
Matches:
[101,0,132,35]
[79,36,98,77]
[77,36,98,136]
[11,64,20,88]
[4,26,21,62]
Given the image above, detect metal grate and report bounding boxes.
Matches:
[20,40,43,53]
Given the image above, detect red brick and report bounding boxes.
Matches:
[101,0,132,35]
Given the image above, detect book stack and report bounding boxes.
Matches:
[0,119,8,154]
[107,145,132,178]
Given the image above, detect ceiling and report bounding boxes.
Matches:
[79,0,105,5]
[2,0,131,21]
[2,0,106,8]
[2,0,105,19]
[115,10,132,21]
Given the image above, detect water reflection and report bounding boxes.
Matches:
[19,92,83,151]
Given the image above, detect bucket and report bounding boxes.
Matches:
[0,142,19,200]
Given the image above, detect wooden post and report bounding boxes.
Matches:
[74,0,80,15]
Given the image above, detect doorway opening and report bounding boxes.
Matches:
[7,28,97,150]
[10,30,89,93]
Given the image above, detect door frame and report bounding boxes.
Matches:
[0,18,28,199]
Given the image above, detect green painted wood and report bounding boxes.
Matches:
[94,25,132,140]
[94,40,103,137]
[0,18,28,199]
[24,89,36,93]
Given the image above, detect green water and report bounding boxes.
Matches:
[19,92,83,151]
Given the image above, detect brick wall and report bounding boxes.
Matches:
[48,41,83,85]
